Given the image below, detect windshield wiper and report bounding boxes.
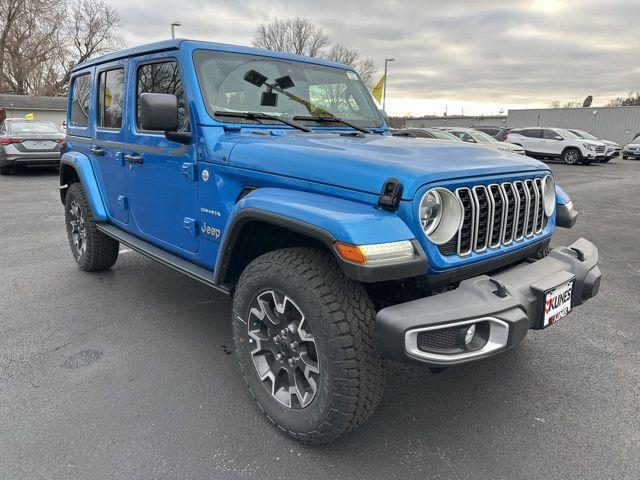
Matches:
[214,111,311,133]
[293,115,371,135]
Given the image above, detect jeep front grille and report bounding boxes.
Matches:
[440,178,547,257]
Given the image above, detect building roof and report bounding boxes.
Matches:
[0,94,66,111]
[72,38,352,73]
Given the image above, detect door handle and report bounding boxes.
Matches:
[90,146,104,156]
[124,153,144,164]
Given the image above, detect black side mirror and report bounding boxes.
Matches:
[140,93,179,131]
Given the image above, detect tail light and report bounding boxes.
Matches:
[0,137,21,145]
[55,138,65,143]
[500,133,508,141]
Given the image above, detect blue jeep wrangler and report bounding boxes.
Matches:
[60,39,601,444]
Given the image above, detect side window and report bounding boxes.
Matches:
[523,129,542,138]
[70,74,92,127]
[97,68,125,129]
[543,129,558,139]
[136,60,186,130]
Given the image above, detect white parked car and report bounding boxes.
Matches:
[506,127,605,165]
[441,127,526,155]
[568,129,620,163]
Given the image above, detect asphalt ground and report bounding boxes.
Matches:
[1,159,639,480]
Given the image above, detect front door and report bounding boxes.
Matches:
[93,61,129,225]
[125,56,199,254]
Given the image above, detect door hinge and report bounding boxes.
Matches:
[181,162,196,181]
[117,195,129,211]
[183,217,197,237]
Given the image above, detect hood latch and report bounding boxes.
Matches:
[378,177,402,211]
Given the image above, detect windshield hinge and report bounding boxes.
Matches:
[378,177,402,211]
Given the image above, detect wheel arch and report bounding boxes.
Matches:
[59,152,108,221]
[214,188,426,288]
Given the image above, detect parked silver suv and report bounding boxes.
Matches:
[0,119,65,175]
[506,127,605,165]
[568,129,620,163]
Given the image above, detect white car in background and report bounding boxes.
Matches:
[506,127,605,165]
[567,129,621,163]
[440,127,526,155]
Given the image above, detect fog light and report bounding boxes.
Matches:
[458,321,490,351]
[464,324,476,345]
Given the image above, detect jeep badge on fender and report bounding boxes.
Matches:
[59,39,601,445]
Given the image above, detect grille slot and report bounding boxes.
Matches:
[417,327,460,352]
[440,177,548,257]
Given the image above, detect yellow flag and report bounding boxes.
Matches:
[371,75,385,103]
[25,112,34,120]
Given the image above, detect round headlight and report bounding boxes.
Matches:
[419,188,463,244]
[542,175,555,217]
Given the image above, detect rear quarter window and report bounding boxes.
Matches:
[70,73,92,128]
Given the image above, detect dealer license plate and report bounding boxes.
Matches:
[543,279,574,328]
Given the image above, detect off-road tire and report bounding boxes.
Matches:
[562,148,581,165]
[64,182,119,271]
[232,247,384,444]
[0,166,11,175]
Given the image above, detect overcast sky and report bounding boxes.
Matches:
[110,0,640,116]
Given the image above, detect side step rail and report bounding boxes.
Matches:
[97,223,230,295]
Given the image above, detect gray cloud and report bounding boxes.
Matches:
[109,0,640,114]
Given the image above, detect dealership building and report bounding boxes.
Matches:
[0,94,66,126]
[405,106,640,146]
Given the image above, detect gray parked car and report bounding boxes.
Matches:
[390,128,462,141]
[622,134,640,160]
[0,119,65,175]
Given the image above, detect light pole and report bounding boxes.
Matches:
[382,57,395,111]
[170,21,182,39]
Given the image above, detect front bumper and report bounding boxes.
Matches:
[376,238,601,366]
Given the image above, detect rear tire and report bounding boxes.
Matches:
[562,148,581,165]
[64,182,119,271]
[232,247,384,444]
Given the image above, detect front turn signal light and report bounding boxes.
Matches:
[335,240,415,265]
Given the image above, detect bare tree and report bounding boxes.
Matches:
[607,92,640,107]
[326,44,376,87]
[55,0,123,92]
[0,0,123,96]
[253,17,377,87]
[1,0,64,94]
[253,17,330,57]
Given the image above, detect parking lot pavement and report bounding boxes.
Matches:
[1,160,639,480]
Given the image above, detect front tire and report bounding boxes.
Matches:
[562,148,581,165]
[64,183,119,271]
[232,247,384,444]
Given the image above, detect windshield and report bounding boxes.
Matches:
[193,50,382,129]
[427,129,461,141]
[573,130,597,140]
[8,121,61,135]
[557,129,579,139]
[470,131,498,143]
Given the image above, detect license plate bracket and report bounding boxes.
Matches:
[541,278,574,328]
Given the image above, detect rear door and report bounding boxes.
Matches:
[93,61,129,224]
[125,55,199,254]
[519,128,542,152]
[541,129,562,155]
